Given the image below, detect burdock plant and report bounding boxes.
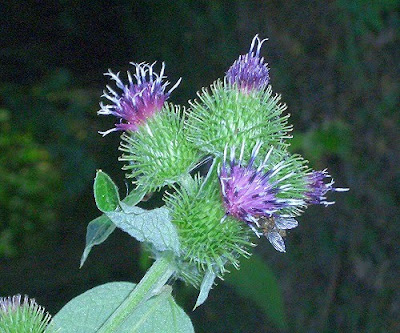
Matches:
[50,35,348,332]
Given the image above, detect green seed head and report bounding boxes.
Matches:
[165,174,253,281]
[264,150,311,217]
[186,79,292,160]
[119,104,200,192]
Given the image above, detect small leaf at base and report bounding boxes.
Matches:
[80,215,116,268]
[93,170,120,212]
[193,269,216,310]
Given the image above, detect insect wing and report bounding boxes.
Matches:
[266,231,286,252]
[275,217,298,230]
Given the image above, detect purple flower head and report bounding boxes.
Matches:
[98,62,181,136]
[218,142,304,251]
[226,35,270,92]
[305,169,349,206]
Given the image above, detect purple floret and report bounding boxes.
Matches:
[218,142,304,251]
[226,35,270,92]
[1,295,29,312]
[98,62,181,136]
[305,170,349,206]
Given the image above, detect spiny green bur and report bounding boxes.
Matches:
[119,104,200,192]
[273,153,310,215]
[0,299,56,333]
[186,80,292,159]
[255,149,310,216]
[165,175,253,280]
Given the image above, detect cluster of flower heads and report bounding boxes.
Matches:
[98,35,348,259]
[217,141,348,252]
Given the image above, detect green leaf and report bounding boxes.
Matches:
[224,254,288,330]
[53,282,194,333]
[94,170,120,212]
[80,215,116,268]
[81,185,148,267]
[193,269,216,309]
[119,286,194,332]
[106,207,180,255]
[53,282,134,332]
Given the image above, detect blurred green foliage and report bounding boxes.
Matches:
[0,70,99,196]
[0,109,60,257]
[224,254,288,330]
[291,120,352,165]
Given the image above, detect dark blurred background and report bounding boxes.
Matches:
[1,1,399,332]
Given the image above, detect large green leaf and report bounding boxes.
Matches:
[80,215,116,268]
[93,170,120,212]
[53,282,194,333]
[119,286,194,332]
[224,254,288,330]
[106,206,180,255]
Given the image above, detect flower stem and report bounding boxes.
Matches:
[97,252,176,333]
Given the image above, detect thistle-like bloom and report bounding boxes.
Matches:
[98,62,181,136]
[226,35,270,91]
[305,170,349,206]
[218,142,304,251]
[0,295,56,332]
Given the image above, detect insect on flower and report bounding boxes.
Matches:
[258,215,298,252]
[218,141,305,252]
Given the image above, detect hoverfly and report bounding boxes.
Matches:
[257,215,287,238]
